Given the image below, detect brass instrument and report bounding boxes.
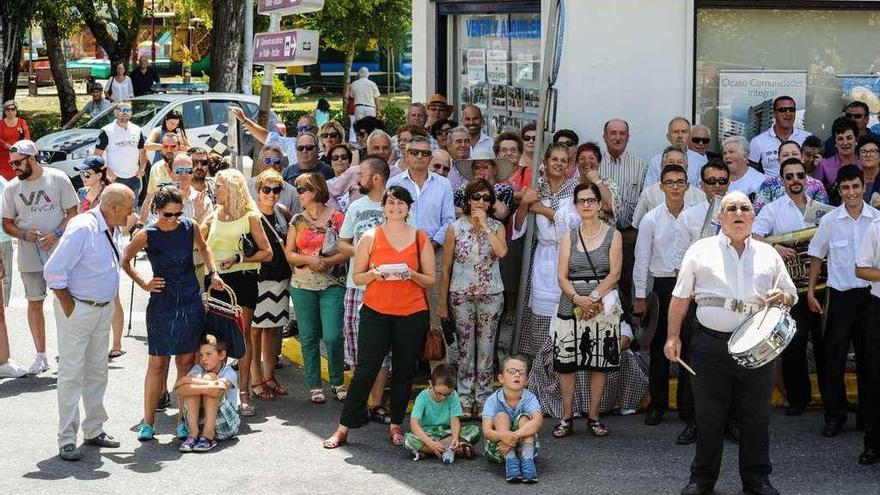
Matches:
[764,227,825,293]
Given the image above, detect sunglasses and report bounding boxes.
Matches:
[436,128,451,136]
[117,107,132,114]
[320,132,340,139]
[330,154,350,162]
[80,171,95,179]
[662,179,688,188]
[193,159,208,167]
[297,125,317,133]
[556,140,574,148]
[295,186,312,194]
[262,156,283,165]
[774,106,796,113]
[504,368,527,377]
[703,177,729,185]
[162,211,184,218]
[523,135,536,142]
[9,158,28,168]
[161,144,179,150]
[260,186,283,195]
[174,167,194,175]
[407,149,432,158]
[469,193,492,202]
[783,172,806,181]
[724,204,752,213]
[575,197,598,205]
[846,112,866,120]
[296,145,317,152]
[691,137,710,145]
[431,163,451,173]
[3,107,16,112]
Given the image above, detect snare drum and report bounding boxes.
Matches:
[727,306,797,369]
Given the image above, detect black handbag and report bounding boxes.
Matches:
[240,233,257,258]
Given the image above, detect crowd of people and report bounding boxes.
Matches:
[2,87,880,493]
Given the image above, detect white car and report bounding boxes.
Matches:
[36,91,281,188]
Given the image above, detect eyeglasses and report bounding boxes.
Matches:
[724,204,752,213]
[330,154,350,162]
[162,211,184,218]
[193,159,208,167]
[431,163,451,173]
[661,179,688,188]
[846,112,867,120]
[859,148,880,157]
[702,177,729,186]
[262,157,284,166]
[260,186,283,195]
[9,158,28,168]
[783,172,806,181]
[469,193,492,202]
[691,137,710,145]
[504,368,527,377]
[117,107,132,114]
[3,107,15,112]
[296,145,317,152]
[575,197,599,205]
[430,385,451,398]
[80,171,94,179]
[407,149,432,158]
[297,125,317,133]
[774,106,796,113]
[523,135,536,142]
[320,132,340,139]
[436,128,451,136]
[174,167,194,175]
[295,186,312,194]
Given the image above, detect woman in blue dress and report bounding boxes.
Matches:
[122,185,224,441]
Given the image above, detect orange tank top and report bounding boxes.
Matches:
[362,227,429,316]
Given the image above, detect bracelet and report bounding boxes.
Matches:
[236,254,243,264]
[54,228,64,237]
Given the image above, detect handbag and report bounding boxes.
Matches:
[204,284,247,359]
[414,230,446,361]
[319,218,347,282]
[240,233,257,258]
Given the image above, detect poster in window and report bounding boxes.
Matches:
[472,84,487,107]
[838,75,880,132]
[510,87,524,113]
[524,88,540,114]
[717,70,806,141]
[516,53,534,82]
[487,50,508,85]
[467,49,486,84]
[491,84,507,110]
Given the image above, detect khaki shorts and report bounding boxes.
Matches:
[21,271,47,301]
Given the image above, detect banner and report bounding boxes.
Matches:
[717,70,807,141]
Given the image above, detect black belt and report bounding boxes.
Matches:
[73,296,111,308]
[698,325,733,341]
[355,104,374,108]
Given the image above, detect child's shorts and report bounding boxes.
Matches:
[483,413,540,463]
[183,395,241,441]
[403,424,482,455]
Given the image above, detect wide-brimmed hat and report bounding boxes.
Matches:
[454,148,513,182]
[427,93,451,109]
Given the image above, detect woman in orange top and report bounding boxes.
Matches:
[323,185,436,449]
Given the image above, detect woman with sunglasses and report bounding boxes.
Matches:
[146,111,190,164]
[430,118,457,152]
[250,169,293,400]
[325,143,357,212]
[0,100,30,180]
[123,185,225,440]
[285,172,348,404]
[318,121,346,161]
[438,178,507,419]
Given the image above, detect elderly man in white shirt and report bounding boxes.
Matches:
[807,164,877,438]
[346,67,381,121]
[723,136,766,198]
[632,145,705,229]
[666,191,796,495]
[644,117,707,187]
[43,184,135,461]
[752,157,827,417]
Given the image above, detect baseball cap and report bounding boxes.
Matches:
[90,83,104,92]
[9,140,38,157]
[75,155,106,172]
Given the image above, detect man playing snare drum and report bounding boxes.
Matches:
[665,191,796,495]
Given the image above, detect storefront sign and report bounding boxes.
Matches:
[253,30,319,66]
[465,18,540,39]
[467,49,486,84]
[717,70,807,141]
[258,0,324,15]
[486,50,508,85]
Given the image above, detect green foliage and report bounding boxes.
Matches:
[26,113,63,140]
[298,0,411,54]
[380,104,406,132]
[252,72,295,104]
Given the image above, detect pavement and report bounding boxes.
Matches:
[1,253,878,495]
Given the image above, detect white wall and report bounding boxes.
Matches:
[411,0,436,102]
[553,0,694,160]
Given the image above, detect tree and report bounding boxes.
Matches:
[299,0,411,96]
[41,7,79,125]
[208,0,244,92]
[75,0,146,70]
[0,0,36,104]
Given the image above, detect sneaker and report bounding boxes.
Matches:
[0,360,27,378]
[192,436,217,452]
[175,421,189,440]
[27,354,49,375]
[155,392,171,412]
[59,443,81,461]
[520,457,538,483]
[179,436,197,453]
[137,423,155,441]
[505,457,522,483]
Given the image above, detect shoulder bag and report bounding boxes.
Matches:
[415,230,446,361]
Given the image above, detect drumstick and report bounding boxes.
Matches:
[756,271,786,329]
[677,357,697,376]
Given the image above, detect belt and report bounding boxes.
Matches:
[355,104,374,108]
[699,325,733,341]
[73,296,111,308]
[697,296,762,314]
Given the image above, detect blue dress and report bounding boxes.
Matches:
[145,217,205,356]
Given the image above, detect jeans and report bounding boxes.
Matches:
[290,286,345,388]
[114,175,143,200]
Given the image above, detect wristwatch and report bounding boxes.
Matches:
[589,290,601,302]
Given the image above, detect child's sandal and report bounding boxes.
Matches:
[587,417,609,436]
[238,392,256,417]
[389,425,404,446]
[552,418,574,438]
[459,441,475,459]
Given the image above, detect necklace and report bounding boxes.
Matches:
[580,222,602,240]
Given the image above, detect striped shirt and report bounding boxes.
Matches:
[600,150,647,229]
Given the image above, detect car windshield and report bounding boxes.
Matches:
[82,99,168,129]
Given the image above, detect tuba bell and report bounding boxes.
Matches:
[764,227,825,293]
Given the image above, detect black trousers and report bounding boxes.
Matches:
[822,287,870,424]
[781,296,824,409]
[340,306,429,428]
[690,326,774,487]
[648,277,693,421]
[863,296,880,449]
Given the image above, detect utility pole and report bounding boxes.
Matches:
[242,0,254,94]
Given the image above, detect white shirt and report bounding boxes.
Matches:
[808,203,877,291]
[632,183,705,229]
[633,203,682,297]
[673,233,797,332]
[672,199,712,270]
[105,76,134,102]
[349,77,380,106]
[752,194,810,237]
[728,167,766,197]
[96,121,144,178]
[749,126,812,177]
[471,134,495,157]
[644,149,707,188]
[857,219,880,298]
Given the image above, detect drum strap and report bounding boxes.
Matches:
[697,296,762,314]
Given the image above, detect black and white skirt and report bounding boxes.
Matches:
[252,280,290,329]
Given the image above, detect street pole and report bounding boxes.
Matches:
[253,14,280,177]
[242,0,254,94]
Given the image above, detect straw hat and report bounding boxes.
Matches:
[454,148,513,182]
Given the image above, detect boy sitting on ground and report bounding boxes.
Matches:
[174,334,240,452]
[404,364,481,461]
[481,354,542,483]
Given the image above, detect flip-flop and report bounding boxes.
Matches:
[108,349,126,359]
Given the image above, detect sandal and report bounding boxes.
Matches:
[322,430,348,449]
[238,392,255,417]
[331,384,348,401]
[252,382,276,401]
[264,377,288,396]
[369,406,392,424]
[552,418,574,438]
[588,417,609,437]
[310,388,326,404]
[459,441,475,459]
[389,425,404,446]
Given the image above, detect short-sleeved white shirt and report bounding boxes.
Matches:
[748,127,812,177]
[857,219,880,298]
[728,167,766,198]
[809,203,877,291]
[349,77,380,107]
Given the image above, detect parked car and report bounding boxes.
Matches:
[36,90,281,188]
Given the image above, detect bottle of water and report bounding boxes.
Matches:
[442,445,455,464]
